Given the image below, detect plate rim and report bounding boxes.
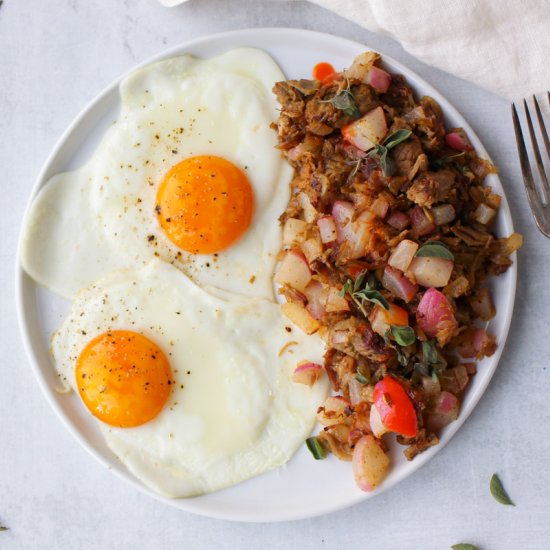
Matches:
[15,27,517,522]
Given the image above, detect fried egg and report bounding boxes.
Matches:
[51,259,328,497]
[21,48,292,301]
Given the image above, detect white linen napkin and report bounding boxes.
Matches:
[157,0,549,101]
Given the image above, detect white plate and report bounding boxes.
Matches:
[16,28,517,522]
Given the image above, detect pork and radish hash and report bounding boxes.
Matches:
[273,52,522,492]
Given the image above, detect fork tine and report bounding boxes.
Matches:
[533,94,550,160]
[512,103,544,211]
[523,98,549,205]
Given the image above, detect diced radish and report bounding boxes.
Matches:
[274,249,312,292]
[469,287,495,321]
[352,435,390,492]
[344,51,379,81]
[332,202,373,260]
[317,216,338,243]
[416,288,458,346]
[409,256,454,288]
[382,266,418,303]
[303,280,326,320]
[325,287,350,313]
[292,361,322,387]
[370,196,390,219]
[439,365,469,394]
[369,307,389,337]
[474,203,496,225]
[387,210,410,230]
[301,237,323,264]
[456,328,496,359]
[281,302,320,335]
[317,396,349,426]
[332,201,355,242]
[342,107,387,152]
[431,204,456,226]
[427,391,459,431]
[343,212,373,259]
[343,141,368,160]
[329,328,349,346]
[369,404,390,438]
[445,129,472,152]
[298,192,318,223]
[422,375,441,396]
[388,239,419,271]
[409,206,436,236]
[348,377,364,406]
[282,218,307,246]
[365,66,391,93]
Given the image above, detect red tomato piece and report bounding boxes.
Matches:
[312,62,337,83]
[380,303,409,327]
[373,376,417,438]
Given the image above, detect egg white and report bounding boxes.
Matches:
[21,48,292,301]
[51,259,328,497]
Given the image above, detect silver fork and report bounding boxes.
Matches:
[511,92,550,238]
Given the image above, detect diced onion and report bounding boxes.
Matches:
[388,239,418,271]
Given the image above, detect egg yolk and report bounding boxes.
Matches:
[75,330,173,428]
[155,155,254,254]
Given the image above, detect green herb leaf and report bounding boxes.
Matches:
[355,288,389,310]
[306,436,328,460]
[422,340,439,364]
[415,240,454,261]
[395,346,409,366]
[339,278,354,298]
[348,158,363,179]
[321,85,360,118]
[382,129,413,150]
[366,130,412,176]
[414,361,432,377]
[367,145,391,176]
[390,325,416,346]
[341,274,389,315]
[353,270,369,292]
[490,473,515,506]
[355,372,369,384]
[0,526,8,532]
[451,544,480,550]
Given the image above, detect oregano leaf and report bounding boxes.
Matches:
[390,325,416,346]
[415,241,455,261]
[490,473,515,506]
[451,544,480,550]
[382,129,412,150]
[422,340,439,364]
[321,89,360,118]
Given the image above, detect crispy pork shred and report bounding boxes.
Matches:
[272,52,522,472]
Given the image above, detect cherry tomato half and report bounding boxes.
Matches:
[373,376,417,438]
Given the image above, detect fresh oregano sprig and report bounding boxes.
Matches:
[339,270,389,316]
[319,78,360,118]
[414,339,446,379]
[367,128,412,176]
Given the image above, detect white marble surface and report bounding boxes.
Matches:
[1,1,549,549]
